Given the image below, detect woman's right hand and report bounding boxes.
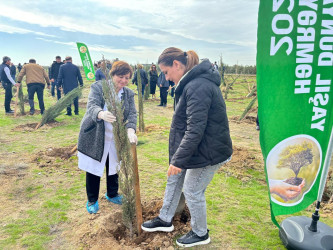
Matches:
[98,111,116,123]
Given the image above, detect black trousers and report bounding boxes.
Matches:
[86,155,119,203]
[4,83,13,112]
[27,83,45,112]
[66,96,78,114]
[160,87,168,105]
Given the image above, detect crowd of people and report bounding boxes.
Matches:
[0,55,83,115]
[1,48,234,248]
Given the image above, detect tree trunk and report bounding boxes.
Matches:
[137,69,145,132]
[224,75,240,100]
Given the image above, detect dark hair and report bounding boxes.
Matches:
[56,56,61,59]
[29,59,36,63]
[150,64,156,71]
[2,56,11,64]
[110,61,133,78]
[158,47,199,73]
[65,56,72,61]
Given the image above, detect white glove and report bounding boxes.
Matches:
[98,111,116,123]
[127,128,138,145]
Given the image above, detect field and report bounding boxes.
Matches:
[0,74,332,249]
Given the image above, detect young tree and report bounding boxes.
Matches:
[36,87,82,129]
[18,84,25,115]
[277,142,314,177]
[137,68,145,132]
[101,61,137,236]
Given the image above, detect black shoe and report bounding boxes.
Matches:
[30,110,35,115]
[176,230,210,248]
[6,110,14,114]
[141,216,174,232]
[65,112,72,116]
[163,104,167,107]
[75,112,79,115]
[157,104,163,106]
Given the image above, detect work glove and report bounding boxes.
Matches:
[127,128,138,145]
[98,111,116,123]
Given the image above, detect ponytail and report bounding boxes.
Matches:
[158,47,199,74]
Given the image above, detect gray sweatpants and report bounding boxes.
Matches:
[159,158,230,237]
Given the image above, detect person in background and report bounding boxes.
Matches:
[17,59,50,115]
[256,114,260,131]
[0,56,20,114]
[149,64,158,99]
[95,61,106,81]
[77,61,137,214]
[141,47,233,248]
[214,61,219,70]
[57,56,83,116]
[10,63,16,81]
[17,63,22,72]
[132,64,148,96]
[157,72,169,107]
[50,56,64,100]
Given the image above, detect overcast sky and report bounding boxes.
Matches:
[0,0,259,66]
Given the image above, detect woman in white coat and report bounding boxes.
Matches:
[77,61,137,214]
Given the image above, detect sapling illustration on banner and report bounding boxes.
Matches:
[276,142,313,186]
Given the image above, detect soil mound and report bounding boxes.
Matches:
[34,145,77,168]
[0,163,28,177]
[13,121,63,132]
[144,125,169,133]
[219,146,263,183]
[231,115,257,124]
[79,199,190,249]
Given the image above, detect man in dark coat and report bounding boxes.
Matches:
[50,56,64,100]
[57,56,83,115]
[0,56,20,114]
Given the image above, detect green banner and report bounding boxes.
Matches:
[257,0,333,226]
[76,42,95,80]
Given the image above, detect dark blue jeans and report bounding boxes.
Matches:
[51,80,61,100]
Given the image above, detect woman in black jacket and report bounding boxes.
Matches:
[149,64,158,99]
[141,47,233,248]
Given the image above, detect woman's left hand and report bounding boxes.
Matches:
[127,128,138,145]
[168,164,182,177]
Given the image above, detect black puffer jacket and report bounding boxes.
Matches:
[169,59,232,169]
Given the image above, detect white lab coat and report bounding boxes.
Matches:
[77,88,123,177]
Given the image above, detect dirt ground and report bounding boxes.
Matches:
[1,115,333,249]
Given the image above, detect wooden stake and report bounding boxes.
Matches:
[35,122,41,130]
[131,143,143,235]
[14,86,19,117]
[70,145,78,155]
